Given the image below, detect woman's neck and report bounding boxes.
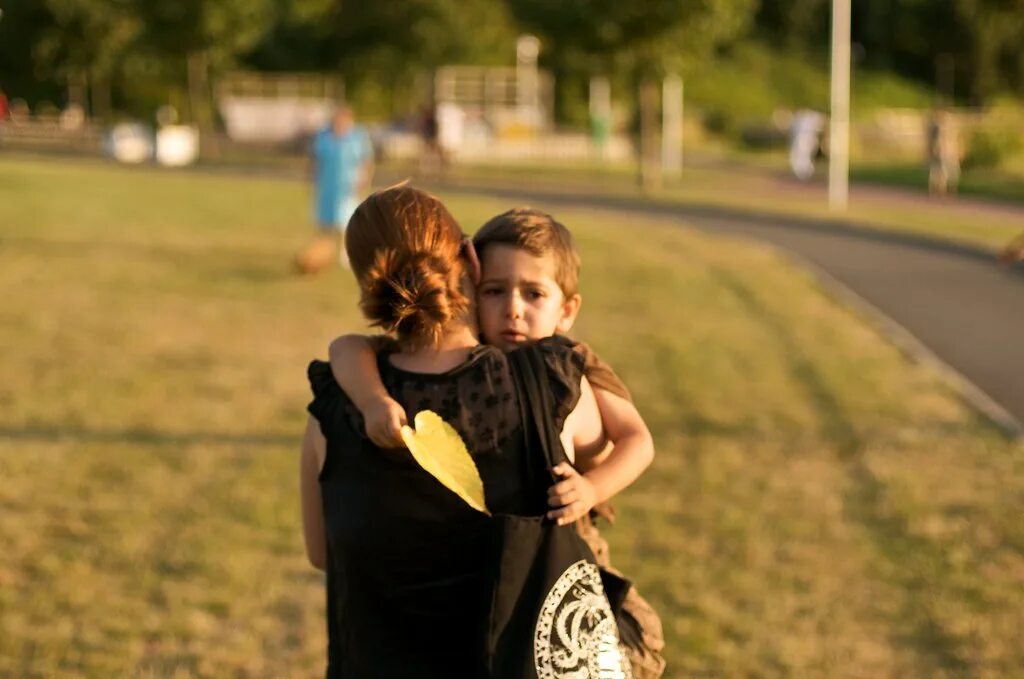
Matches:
[389,324,481,374]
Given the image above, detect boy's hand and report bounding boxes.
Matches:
[546,463,599,526]
[364,397,407,448]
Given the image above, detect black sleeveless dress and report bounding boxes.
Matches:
[306,337,585,679]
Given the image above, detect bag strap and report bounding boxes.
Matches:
[507,345,569,488]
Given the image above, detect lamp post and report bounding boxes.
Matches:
[828,0,851,211]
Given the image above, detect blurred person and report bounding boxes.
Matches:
[326,207,664,678]
[0,89,8,123]
[295,104,374,274]
[300,186,615,676]
[59,103,85,131]
[418,102,444,179]
[927,108,961,197]
[999,231,1024,265]
[9,98,29,123]
[436,102,465,162]
[789,109,826,181]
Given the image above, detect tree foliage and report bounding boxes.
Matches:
[1,0,1023,115]
[755,0,1024,102]
[508,0,758,77]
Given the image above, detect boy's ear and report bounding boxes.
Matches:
[556,293,582,334]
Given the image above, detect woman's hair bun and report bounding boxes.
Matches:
[360,249,466,347]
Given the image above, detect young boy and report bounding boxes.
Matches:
[328,207,665,677]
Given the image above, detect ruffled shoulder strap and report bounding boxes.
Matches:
[306,359,342,436]
[528,336,586,434]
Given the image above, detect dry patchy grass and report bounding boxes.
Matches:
[1,158,1021,678]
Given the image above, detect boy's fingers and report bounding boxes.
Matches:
[547,502,583,525]
[547,479,576,497]
[551,463,577,478]
[368,419,404,448]
[387,418,404,444]
[370,429,395,448]
[547,489,578,507]
[547,486,577,502]
[392,406,408,428]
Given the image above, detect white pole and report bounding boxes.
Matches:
[828,0,851,211]
[662,75,683,176]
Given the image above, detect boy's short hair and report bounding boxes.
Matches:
[473,208,581,297]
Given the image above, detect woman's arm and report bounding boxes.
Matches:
[300,417,328,571]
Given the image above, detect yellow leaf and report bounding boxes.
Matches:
[400,410,490,516]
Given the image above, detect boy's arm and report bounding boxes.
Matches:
[582,386,654,491]
[328,334,407,447]
[548,383,655,526]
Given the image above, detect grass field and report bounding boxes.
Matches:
[2,157,1022,678]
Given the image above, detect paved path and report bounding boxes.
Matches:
[433,179,1024,432]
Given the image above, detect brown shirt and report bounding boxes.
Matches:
[572,341,631,402]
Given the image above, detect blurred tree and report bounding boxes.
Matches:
[508,0,757,189]
[953,0,1024,100]
[244,0,520,118]
[133,0,276,125]
[32,0,141,118]
[757,0,1024,103]
[0,1,64,106]
[327,0,519,117]
[4,0,1023,125]
[508,0,756,75]
[243,0,337,72]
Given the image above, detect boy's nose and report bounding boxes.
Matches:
[507,292,524,319]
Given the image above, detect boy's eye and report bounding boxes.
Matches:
[480,287,504,297]
[525,289,545,301]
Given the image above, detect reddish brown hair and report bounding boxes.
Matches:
[345,185,468,348]
[473,208,580,297]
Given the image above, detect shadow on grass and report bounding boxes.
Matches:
[706,267,980,672]
[4,234,303,284]
[0,424,295,448]
[708,266,863,459]
[842,457,977,675]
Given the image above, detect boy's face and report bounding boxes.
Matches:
[477,244,581,350]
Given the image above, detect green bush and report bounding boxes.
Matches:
[964,109,1024,170]
[685,41,933,140]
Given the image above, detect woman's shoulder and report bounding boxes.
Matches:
[306,360,366,440]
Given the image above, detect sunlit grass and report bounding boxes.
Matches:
[1,157,1021,677]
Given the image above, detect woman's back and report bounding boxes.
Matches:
[307,338,584,678]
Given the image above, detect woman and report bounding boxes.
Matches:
[300,185,605,677]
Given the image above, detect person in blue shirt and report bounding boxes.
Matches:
[301,105,373,271]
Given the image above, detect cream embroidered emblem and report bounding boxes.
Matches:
[533,560,632,679]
